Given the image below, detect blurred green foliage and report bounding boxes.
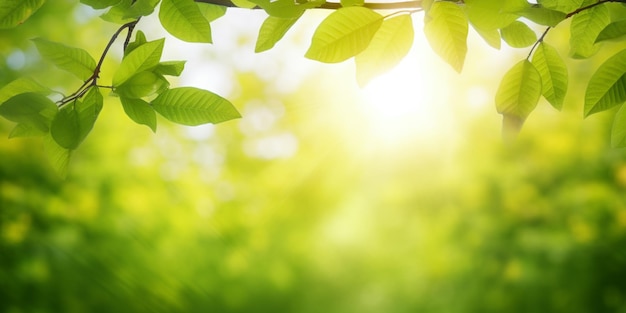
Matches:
[2,2,626,313]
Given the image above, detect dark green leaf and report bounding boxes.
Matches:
[595,20,626,43]
[151,87,241,125]
[120,97,157,132]
[115,71,170,99]
[51,105,81,149]
[33,38,97,80]
[0,92,57,132]
[9,123,46,138]
[0,0,45,29]
[0,77,50,104]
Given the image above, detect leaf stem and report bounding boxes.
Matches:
[58,19,140,107]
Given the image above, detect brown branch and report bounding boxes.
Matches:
[194,0,423,10]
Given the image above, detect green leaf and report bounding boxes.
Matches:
[596,20,626,43]
[113,38,164,86]
[569,3,609,58]
[305,7,383,63]
[495,60,542,128]
[100,0,136,24]
[120,97,157,132]
[44,134,71,178]
[422,0,434,12]
[465,0,528,30]
[115,71,170,99]
[584,49,626,117]
[0,0,45,29]
[500,21,537,48]
[341,0,364,7]
[77,86,103,140]
[355,15,414,86]
[424,1,468,72]
[231,0,257,9]
[611,104,626,147]
[154,61,186,76]
[249,0,320,18]
[532,42,568,110]
[538,0,585,13]
[124,0,160,18]
[159,0,213,43]
[0,92,57,132]
[80,0,122,10]
[33,38,97,80]
[519,6,566,27]
[9,123,46,138]
[151,87,241,125]
[255,16,301,53]
[473,26,501,49]
[0,77,50,104]
[125,30,148,56]
[197,2,227,22]
[51,105,81,149]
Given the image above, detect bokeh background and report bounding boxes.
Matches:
[2,1,626,312]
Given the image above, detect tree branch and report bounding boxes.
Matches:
[193,0,423,10]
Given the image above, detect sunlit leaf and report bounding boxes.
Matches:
[33,38,97,80]
[424,1,468,72]
[151,87,241,125]
[121,96,157,132]
[355,14,414,86]
[100,0,136,24]
[154,61,186,76]
[501,21,537,48]
[159,0,213,43]
[124,0,160,18]
[341,0,364,7]
[464,0,528,30]
[0,92,57,132]
[305,7,383,63]
[519,6,566,26]
[44,133,71,178]
[115,71,169,99]
[255,16,301,53]
[125,30,148,56]
[0,77,50,104]
[538,0,585,13]
[584,49,626,117]
[231,0,257,9]
[473,26,501,49]
[113,38,164,86]
[0,0,45,29]
[197,2,227,22]
[569,3,609,58]
[611,104,626,147]
[532,42,568,110]
[595,20,626,43]
[495,60,542,133]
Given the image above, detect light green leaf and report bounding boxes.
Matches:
[495,60,542,127]
[465,0,528,30]
[500,21,537,48]
[9,123,46,138]
[113,38,164,86]
[80,0,122,10]
[33,38,97,80]
[197,2,227,22]
[538,0,585,13]
[596,20,626,43]
[231,0,257,9]
[422,0,434,12]
[249,0,321,18]
[100,0,136,24]
[355,14,414,86]
[255,16,301,53]
[159,0,213,43]
[520,6,566,27]
[532,42,568,110]
[124,0,160,18]
[611,104,626,147]
[115,71,169,99]
[154,61,186,76]
[44,134,71,178]
[0,92,57,132]
[473,26,501,49]
[125,30,148,56]
[0,77,50,104]
[341,0,364,7]
[120,97,157,132]
[151,87,241,125]
[0,0,45,29]
[424,1,468,72]
[569,3,609,58]
[305,7,383,63]
[584,49,626,116]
